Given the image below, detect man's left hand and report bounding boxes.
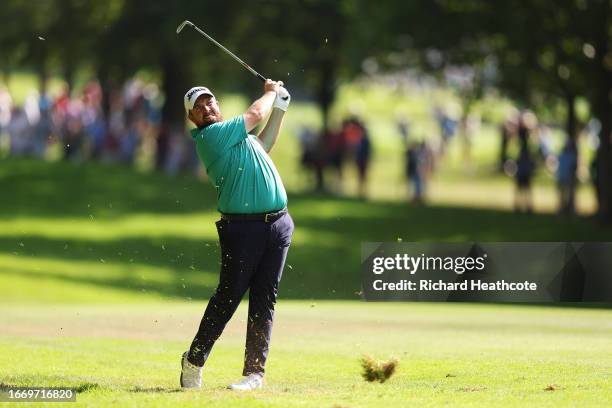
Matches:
[273,87,291,111]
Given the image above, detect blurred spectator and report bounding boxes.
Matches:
[405,141,433,204]
[460,112,480,169]
[156,122,171,171]
[397,117,410,146]
[514,112,536,213]
[0,87,12,154]
[341,116,372,197]
[557,139,578,216]
[298,126,318,188]
[63,103,85,161]
[0,86,13,135]
[0,77,177,172]
[585,118,601,151]
[406,143,421,202]
[119,113,141,164]
[143,83,162,127]
[51,85,70,156]
[34,92,53,158]
[498,110,518,172]
[81,80,106,159]
[326,128,346,194]
[434,106,457,154]
[105,88,125,162]
[537,124,554,161]
[164,125,188,175]
[7,107,32,156]
[514,146,534,213]
[24,91,41,126]
[353,119,372,198]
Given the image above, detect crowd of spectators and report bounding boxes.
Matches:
[0,79,199,175]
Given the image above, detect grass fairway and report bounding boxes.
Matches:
[1,302,611,407]
[1,158,610,302]
[1,158,611,407]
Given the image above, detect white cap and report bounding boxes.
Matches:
[184,86,215,112]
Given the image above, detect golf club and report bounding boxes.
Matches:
[176,20,266,83]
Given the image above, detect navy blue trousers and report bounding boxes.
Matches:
[188,212,294,375]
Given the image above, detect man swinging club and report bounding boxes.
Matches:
[180,79,294,391]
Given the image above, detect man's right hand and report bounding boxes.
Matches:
[244,80,283,132]
[264,79,283,94]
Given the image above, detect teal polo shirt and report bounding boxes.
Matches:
[191,115,287,214]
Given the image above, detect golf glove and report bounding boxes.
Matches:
[273,87,291,111]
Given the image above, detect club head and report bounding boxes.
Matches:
[176,20,193,34]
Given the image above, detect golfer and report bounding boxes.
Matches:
[180,79,294,391]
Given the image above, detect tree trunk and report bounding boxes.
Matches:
[34,40,48,95]
[37,62,48,96]
[592,1,612,222]
[63,65,75,95]
[318,63,334,134]
[157,47,191,172]
[96,66,111,121]
[564,92,577,215]
[314,60,336,192]
[595,100,611,222]
[160,48,190,129]
[565,92,576,142]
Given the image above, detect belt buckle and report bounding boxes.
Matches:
[264,213,271,223]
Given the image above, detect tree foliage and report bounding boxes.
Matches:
[1,0,611,217]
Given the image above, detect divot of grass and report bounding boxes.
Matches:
[360,355,398,383]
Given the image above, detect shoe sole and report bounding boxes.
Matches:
[227,386,263,391]
[227,382,263,391]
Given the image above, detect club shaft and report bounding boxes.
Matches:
[189,23,266,82]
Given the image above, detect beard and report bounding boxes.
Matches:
[199,110,223,128]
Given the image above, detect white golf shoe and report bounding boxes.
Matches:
[227,373,264,391]
[180,352,202,388]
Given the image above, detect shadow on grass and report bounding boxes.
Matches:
[0,234,363,299]
[1,158,610,301]
[0,380,100,393]
[0,158,217,218]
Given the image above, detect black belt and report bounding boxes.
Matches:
[221,207,287,223]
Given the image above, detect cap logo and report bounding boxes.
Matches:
[187,87,205,100]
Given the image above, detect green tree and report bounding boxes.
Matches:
[0,0,121,93]
[222,0,384,190]
[379,0,612,220]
